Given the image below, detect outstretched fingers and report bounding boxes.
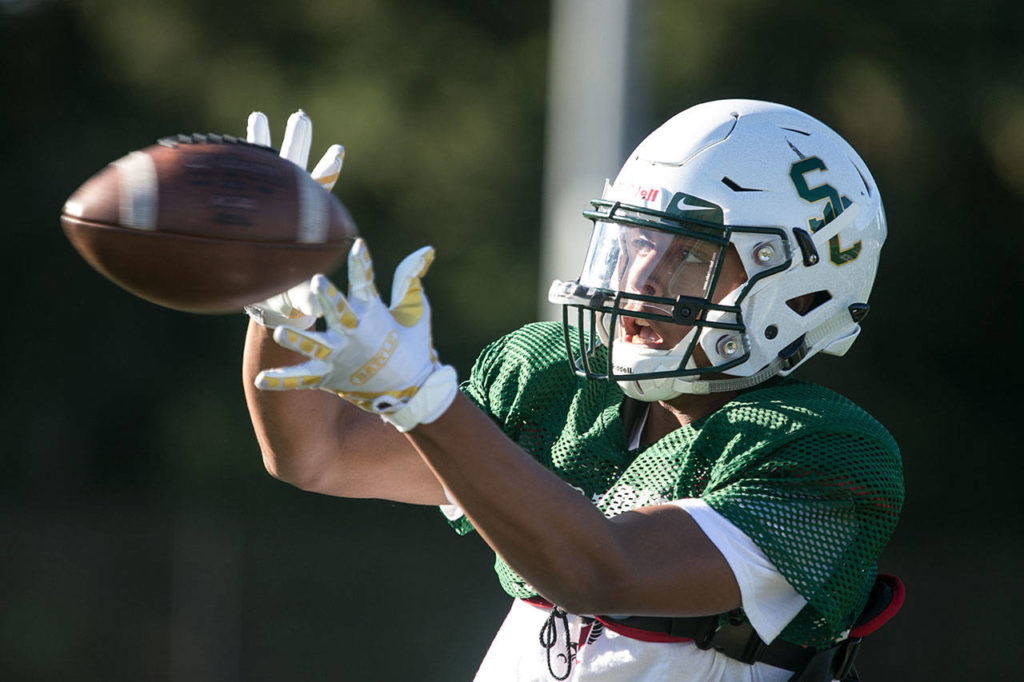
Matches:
[311,144,345,192]
[389,246,435,327]
[272,326,335,360]
[280,110,312,169]
[254,365,325,391]
[346,238,379,303]
[247,111,271,147]
[312,274,359,331]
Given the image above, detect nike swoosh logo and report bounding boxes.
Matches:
[675,200,713,211]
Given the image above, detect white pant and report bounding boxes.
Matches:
[473,600,794,682]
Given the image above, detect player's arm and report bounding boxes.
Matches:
[242,321,446,505]
[258,243,740,617]
[240,110,446,506]
[406,395,741,617]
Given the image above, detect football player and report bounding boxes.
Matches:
[242,100,904,681]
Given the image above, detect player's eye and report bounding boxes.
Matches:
[631,236,656,254]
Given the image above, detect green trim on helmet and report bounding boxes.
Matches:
[664,191,725,224]
[828,235,863,265]
[557,301,750,383]
[789,156,854,233]
[583,199,731,246]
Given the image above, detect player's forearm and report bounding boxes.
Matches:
[406,394,638,613]
[243,320,344,488]
[243,321,449,504]
[407,395,741,616]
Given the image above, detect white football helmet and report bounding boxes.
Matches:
[548,99,887,400]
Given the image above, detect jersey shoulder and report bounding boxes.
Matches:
[709,378,898,456]
[700,380,904,648]
[462,321,585,420]
[698,378,903,511]
[479,321,575,370]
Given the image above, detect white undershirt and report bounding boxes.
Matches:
[673,498,806,644]
[471,501,807,681]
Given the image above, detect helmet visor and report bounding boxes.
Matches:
[578,221,724,317]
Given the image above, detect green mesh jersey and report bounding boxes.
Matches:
[453,322,903,649]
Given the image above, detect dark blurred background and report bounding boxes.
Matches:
[2,0,1022,679]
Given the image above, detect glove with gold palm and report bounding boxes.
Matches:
[255,239,457,432]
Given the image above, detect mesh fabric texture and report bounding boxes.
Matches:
[454,322,903,649]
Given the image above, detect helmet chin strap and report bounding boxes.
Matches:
[617,377,685,402]
[667,362,784,396]
[654,308,860,397]
[618,362,780,400]
[611,317,765,400]
[618,305,861,400]
[611,325,700,402]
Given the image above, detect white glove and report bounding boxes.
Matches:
[243,110,346,329]
[255,239,458,432]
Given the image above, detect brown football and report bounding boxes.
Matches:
[60,133,358,313]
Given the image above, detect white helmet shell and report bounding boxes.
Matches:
[550,99,887,398]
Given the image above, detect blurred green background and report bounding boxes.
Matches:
[2,0,1022,679]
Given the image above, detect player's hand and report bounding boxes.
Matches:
[255,239,458,432]
[243,110,345,329]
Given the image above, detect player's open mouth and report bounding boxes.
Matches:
[621,315,666,347]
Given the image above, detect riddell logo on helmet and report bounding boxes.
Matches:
[637,187,659,202]
[619,183,660,204]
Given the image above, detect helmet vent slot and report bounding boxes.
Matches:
[721,176,762,192]
[780,126,811,136]
[853,160,873,197]
[786,290,832,316]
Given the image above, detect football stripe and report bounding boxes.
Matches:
[295,166,329,244]
[113,151,158,230]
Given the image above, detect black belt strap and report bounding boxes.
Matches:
[606,613,809,669]
[606,614,860,680]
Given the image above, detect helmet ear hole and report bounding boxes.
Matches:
[786,290,832,316]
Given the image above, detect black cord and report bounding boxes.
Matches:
[539,606,573,680]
